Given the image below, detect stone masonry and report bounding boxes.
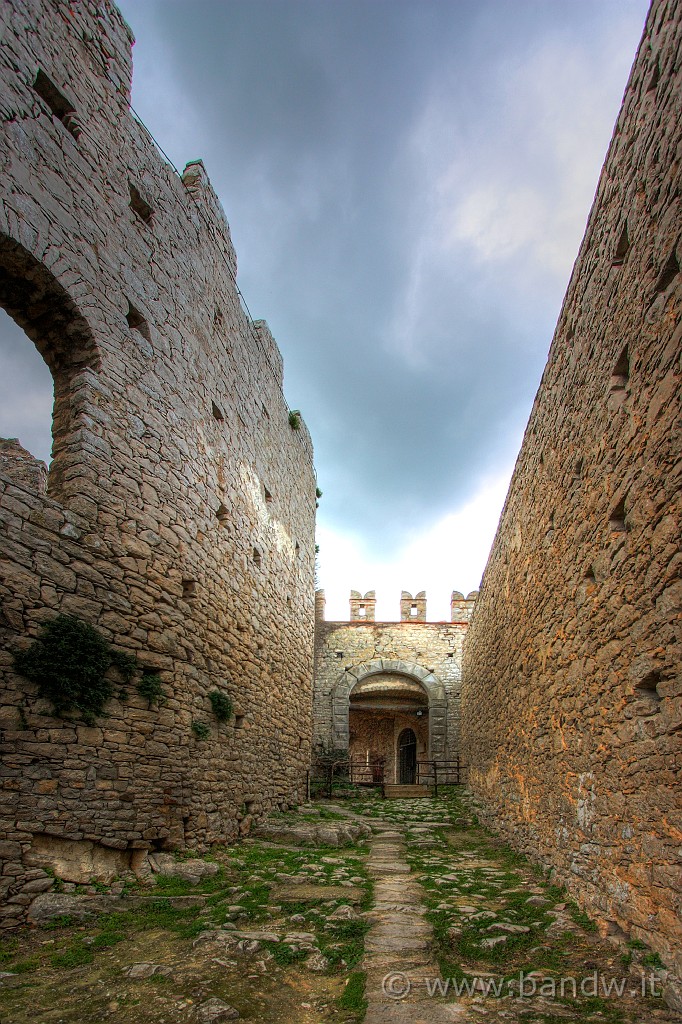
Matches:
[462,0,682,1008]
[314,590,476,782]
[0,0,316,927]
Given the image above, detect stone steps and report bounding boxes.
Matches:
[384,784,433,799]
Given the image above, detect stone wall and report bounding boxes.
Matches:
[0,0,316,927]
[314,590,476,773]
[462,0,682,1007]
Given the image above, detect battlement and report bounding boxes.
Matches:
[314,590,478,623]
[349,590,376,620]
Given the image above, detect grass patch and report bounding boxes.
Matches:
[0,936,19,963]
[264,942,309,966]
[50,943,95,969]
[320,919,370,970]
[338,971,367,1014]
[13,956,41,974]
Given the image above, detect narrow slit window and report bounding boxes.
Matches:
[410,603,418,617]
[264,486,273,503]
[610,346,629,392]
[182,579,197,599]
[215,503,229,527]
[647,60,660,92]
[212,401,224,421]
[33,70,81,139]
[612,223,629,266]
[126,302,151,342]
[129,183,153,224]
[609,497,627,533]
[635,671,661,699]
[252,547,261,568]
[234,714,245,729]
[654,247,679,293]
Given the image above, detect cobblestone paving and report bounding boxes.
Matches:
[356,793,678,1023]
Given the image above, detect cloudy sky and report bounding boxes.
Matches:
[0,0,649,620]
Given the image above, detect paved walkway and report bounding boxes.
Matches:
[362,812,465,1023]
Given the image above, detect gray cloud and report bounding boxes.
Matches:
[1,0,649,557]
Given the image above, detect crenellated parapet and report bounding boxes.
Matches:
[450,590,478,623]
[400,590,426,621]
[350,590,376,621]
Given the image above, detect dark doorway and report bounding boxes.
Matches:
[398,728,417,784]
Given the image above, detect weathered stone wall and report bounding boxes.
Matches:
[0,0,315,927]
[462,0,682,1006]
[314,591,475,769]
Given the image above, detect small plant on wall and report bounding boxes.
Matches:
[288,410,301,430]
[208,689,232,722]
[137,671,166,707]
[192,721,210,740]
[13,614,137,724]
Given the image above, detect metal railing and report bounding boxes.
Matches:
[307,758,385,799]
[416,758,467,795]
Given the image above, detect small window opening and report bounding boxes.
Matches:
[295,541,300,555]
[410,603,418,617]
[610,346,629,392]
[585,566,596,583]
[612,223,630,266]
[126,302,151,342]
[358,604,366,617]
[635,671,661,699]
[654,247,679,293]
[574,457,584,479]
[182,579,197,599]
[235,714,245,729]
[33,70,81,139]
[609,497,627,533]
[129,183,153,224]
[286,595,292,608]
[244,800,255,814]
[447,652,454,658]
[335,651,344,659]
[252,547,261,568]
[647,60,660,92]
[264,486,273,503]
[215,503,229,527]
[211,401,224,421]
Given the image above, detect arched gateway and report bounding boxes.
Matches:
[331,660,448,784]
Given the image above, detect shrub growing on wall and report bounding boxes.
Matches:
[13,614,137,723]
[208,689,232,722]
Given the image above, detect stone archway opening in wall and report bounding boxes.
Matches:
[331,660,448,785]
[0,234,99,497]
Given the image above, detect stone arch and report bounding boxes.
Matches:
[331,659,448,758]
[0,234,100,497]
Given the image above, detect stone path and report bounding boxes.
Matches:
[356,792,678,1024]
[362,810,463,1023]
